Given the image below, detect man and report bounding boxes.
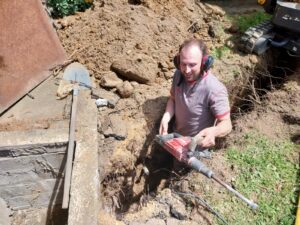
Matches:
[159,39,232,150]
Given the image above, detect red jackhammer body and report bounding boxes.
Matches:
[155,133,258,210]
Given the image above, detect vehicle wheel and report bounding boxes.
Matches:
[263,0,276,14]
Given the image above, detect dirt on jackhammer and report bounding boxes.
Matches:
[53,0,299,224]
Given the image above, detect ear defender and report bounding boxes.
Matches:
[173,54,180,70]
[202,55,214,72]
[173,54,214,72]
[175,54,214,87]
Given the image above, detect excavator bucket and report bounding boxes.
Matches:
[0,0,67,114]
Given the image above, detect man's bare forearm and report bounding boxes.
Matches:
[162,97,175,122]
[214,117,232,137]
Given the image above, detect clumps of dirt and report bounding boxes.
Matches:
[54,0,268,224]
[232,73,300,142]
[56,0,254,86]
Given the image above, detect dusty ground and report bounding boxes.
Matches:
[53,0,299,224]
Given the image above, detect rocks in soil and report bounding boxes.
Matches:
[111,54,157,84]
[249,55,259,64]
[92,88,120,107]
[124,188,191,224]
[101,114,127,140]
[170,202,188,220]
[124,201,170,224]
[100,71,124,88]
[117,81,134,98]
[225,40,234,49]
[205,3,226,17]
[157,189,188,220]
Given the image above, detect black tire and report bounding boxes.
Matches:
[263,0,277,14]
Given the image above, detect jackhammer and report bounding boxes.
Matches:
[155,133,258,210]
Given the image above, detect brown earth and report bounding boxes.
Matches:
[53,0,299,224]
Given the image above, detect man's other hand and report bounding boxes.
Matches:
[159,118,169,135]
[198,127,217,148]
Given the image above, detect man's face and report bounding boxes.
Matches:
[179,45,202,82]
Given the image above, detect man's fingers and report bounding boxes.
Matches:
[200,136,215,148]
[159,123,168,135]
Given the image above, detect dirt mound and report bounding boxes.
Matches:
[53,0,300,224]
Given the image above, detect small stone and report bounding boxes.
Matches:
[117,81,134,98]
[225,40,234,48]
[249,55,258,64]
[180,180,189,192]
[164,71,174,80]
[102,114,127,140]
[135,43,143,50]
[111,55,156,84]
[170,200,188,220]
[92,88,120,107]
[205,4,225,16]
[100,71,123,88]
[130,81,139,87]
[110,115,127,140]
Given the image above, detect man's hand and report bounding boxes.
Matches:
[159,116,169,135]
[197,116,232,148]
[159,98,175,135]
[198,127,218,148]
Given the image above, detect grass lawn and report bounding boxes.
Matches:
[221,133,299,225]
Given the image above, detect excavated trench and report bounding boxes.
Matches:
[100,50,300,220]
[232,49,299,114]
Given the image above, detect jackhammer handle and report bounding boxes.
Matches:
[188,134,204,152]
[212,176,258,210]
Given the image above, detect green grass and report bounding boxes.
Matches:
[211,46,231,59]
[223,133,299,225]
[229,11,272,33]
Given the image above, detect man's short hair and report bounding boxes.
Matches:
[179,38,208,56]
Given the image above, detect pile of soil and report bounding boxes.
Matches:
[55,0,299,224]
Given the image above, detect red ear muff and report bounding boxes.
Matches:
[201,54,208,69]
[173,53,213,72]
[202,55,214,72]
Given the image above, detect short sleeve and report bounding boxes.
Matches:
[209,84,230,119]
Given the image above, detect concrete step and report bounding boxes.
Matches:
[1,179,63,210]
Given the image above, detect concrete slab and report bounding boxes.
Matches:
[0,75,69,123]
[0,198,11,225]
[0,72,99,224]
[0,128,68,146]
[2,179,64,210]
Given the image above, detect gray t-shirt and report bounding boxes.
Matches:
[170,70,230,137]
